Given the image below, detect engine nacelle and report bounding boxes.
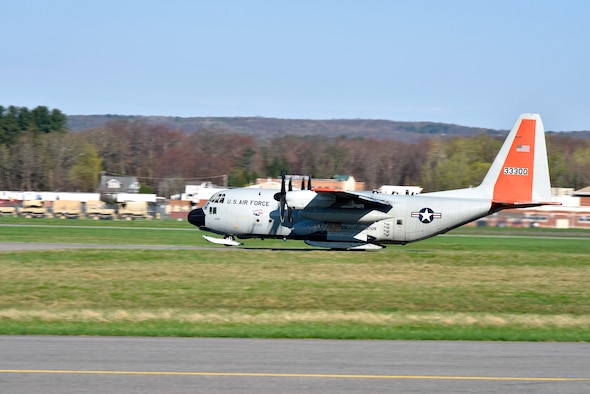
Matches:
[291,219,326,236]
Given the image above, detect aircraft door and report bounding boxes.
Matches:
[363,218,396,242]
[380,218,396,242]
[365,208,406,242]
[392,205,407,243]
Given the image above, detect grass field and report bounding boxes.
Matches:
[1,218,589,341]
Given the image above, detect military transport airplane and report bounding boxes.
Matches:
[188,113,559,250]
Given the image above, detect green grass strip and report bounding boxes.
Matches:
[1,220,589,340]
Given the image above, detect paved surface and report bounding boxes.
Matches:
[0,336,589,393]
[0,242,217,252]
[0,241,315,252]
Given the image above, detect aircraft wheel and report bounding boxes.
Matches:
[224,235,236,246]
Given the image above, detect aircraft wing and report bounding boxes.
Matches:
[312,188,394,209]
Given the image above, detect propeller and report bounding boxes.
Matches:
[287,178,293,222]
[273,173,311,224]
[301,175,312,191]
[273,172,288,223]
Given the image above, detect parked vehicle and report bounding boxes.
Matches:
[0,202,17,217]
[53,200,82,219]
[19,200,47,218]
[118,201,152,220]
[85,200,117,220]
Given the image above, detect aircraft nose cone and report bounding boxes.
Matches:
[188,208,206,228]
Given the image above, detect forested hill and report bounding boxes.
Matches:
[67,115,507,143]
[3,107,589,192]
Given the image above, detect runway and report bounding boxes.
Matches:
[1,336,589,393]
[0,241,218,252]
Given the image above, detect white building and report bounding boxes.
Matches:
[172,182,227,203]
[377,185,423,195]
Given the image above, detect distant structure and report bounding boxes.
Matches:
[376,185,422,195]
[477,187,590,229]
[97,172,140,200]
[168,182,227,219]
[171,182,227,205]
[252,175,365,191]
[574,186,590,206]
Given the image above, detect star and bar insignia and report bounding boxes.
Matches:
[411,207,442,224]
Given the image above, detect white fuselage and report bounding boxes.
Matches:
[199,188,492,244]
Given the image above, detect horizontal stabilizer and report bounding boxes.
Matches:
[492,200,561,206]
[491,200,561,211]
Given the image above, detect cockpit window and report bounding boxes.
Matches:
[210,193,225,204]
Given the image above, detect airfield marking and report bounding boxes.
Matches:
[0,369,589,381]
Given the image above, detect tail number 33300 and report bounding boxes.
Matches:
[504,167,528,176]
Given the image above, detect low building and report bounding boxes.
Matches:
[97,172,140,201]
[480,206,590,229]
[474,187,590,229]
[574,186,590,206]
[171,182,227,206]
[376,185,422,195]
[253,175,365,191]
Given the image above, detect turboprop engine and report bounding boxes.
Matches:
[273,174,332,222]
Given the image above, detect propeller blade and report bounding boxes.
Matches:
[274,172,286,202]
[301,178,305,190]
[279,172,286,222]
[307,175,312,190]
[288,178,292,192]
[280,198,285,222]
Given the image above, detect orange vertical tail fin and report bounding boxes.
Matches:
[478,113,557,207]
[492,117,536,203]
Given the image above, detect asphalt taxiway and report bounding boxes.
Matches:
[0,241,218,252]
[1,336,589,393]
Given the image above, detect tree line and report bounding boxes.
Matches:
[1,105,589,195]
[0,106,67,144]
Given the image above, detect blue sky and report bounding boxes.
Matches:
[2,0,589,131]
